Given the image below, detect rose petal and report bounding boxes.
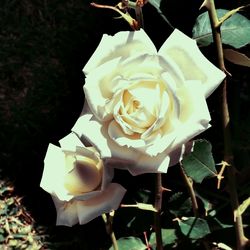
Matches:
[171,80,211,148]
[72,112,171,175]
[84,54,165,121]
[41,144,74,201]
[83,29,157,75]
[158,29,226,97]
[52,183,126,226]
[77,183,126,225]
[51,196,78,226]
[168,141,194,167]
[59,132,83,150]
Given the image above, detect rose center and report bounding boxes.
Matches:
[64,155,102,195]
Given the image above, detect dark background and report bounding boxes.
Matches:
[0,0,249,249]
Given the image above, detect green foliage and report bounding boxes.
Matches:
[126,210,154,233]
[207,217,233,232]
[109,237,146,250]
[0,179,44,249]
[149,229,177,249]
[148,0,161,9]
[148,0,173,27]
[193,9,250,48]
[182,140,217,183]
[178,217,210,240]
[168,192,192,217]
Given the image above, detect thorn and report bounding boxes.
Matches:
[199,0,209,10]
[172,217,181,222]
[161,187,172,192]
[216,160,230,189]
[224,66,232,77]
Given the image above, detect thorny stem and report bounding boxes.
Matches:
[180,165,199,217]
[203,0,249,249]
[124,0,145,29]
[102,213,119,250]
[154,173,163,250]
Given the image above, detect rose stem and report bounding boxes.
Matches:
[127,0,145,29]
[154,173,163,250]
[179,164,199,217]
[180,165,210,250]
[203,0,249,249]
[102,213,119,250]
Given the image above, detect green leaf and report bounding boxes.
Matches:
[0,234,5,243]
[182,140,217,183]
[224,49,250,67]
[109,237,146,250]
[149,229,177,249]
[148,0,161,9]
[136,203,157,212]
[168,192,192,217]
[178,217,210,240]
[135,189,152,203]
[207,217,233,232]
[148,0,173,27]
[126,210,154,233]
[193,9,250,48]
[195,191,213,215]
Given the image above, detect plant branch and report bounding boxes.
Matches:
[102,212,119,250]
[180,165,199,217]
[91,2,139,30]
[202,0,249,249]
[154,173,163,250]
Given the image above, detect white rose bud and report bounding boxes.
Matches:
[40,133,126,226]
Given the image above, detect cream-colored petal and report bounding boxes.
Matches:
[63,156,102,195]
[40,144,74,202]
[83,29,157,75]
[168,141,194,167]
[77,183,126,225]
[72,113,113,158]
[164,81,211,155]
[106,152,171,175]
[51,183,126,226]
[158,29,226,97]
[108,120,146,148]
[72,113,170,174]
[59,132,83,151]
[84,57,124,121]
[118,54,163,80]
[52,196,78,227]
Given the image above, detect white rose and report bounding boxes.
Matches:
[72,29,225,175]
[40,132,126,226]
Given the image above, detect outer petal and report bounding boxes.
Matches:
[51,196,78,226]
[41,143,74,201]
[158,29,226,97]
[59,132,85,151]
[72,111,171,175]
[146,80,210,157]
[83,29,157,75]
[51,183,126,226]
[167,81,211,152]
[168,141,194,167]
[77,183,126,224]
